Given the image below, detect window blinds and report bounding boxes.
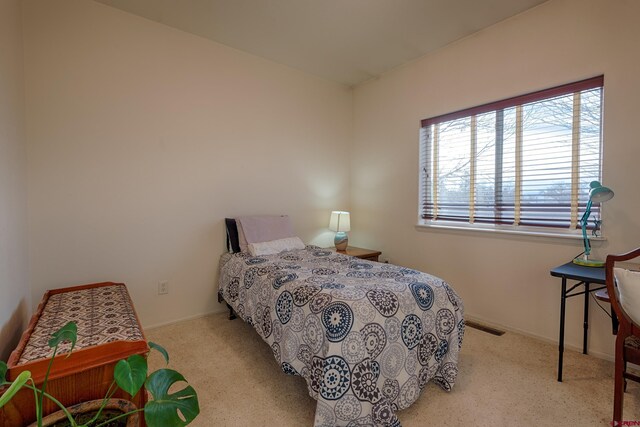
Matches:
[420,76,603,230]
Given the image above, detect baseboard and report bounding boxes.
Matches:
[143,309,223,331]
[464,313,614,362]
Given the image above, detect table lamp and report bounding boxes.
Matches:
[329,211,350,251]
[573,180,614,267]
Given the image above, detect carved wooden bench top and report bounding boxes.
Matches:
[18,284,144,364]
[8,282,148,385]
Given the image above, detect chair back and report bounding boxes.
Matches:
[605,248,640,338]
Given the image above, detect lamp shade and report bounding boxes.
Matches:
[589,181,614,203]
[329,211,350,232]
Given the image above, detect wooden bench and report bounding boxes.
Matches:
[1,282,148,426]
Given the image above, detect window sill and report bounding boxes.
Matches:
[415,221,607,241]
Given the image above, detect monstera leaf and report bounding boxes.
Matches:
[149,342,169,364]
[48,321,77,354]
[144,369,199,427]
[0,370,31,408]
[114,354,148,397]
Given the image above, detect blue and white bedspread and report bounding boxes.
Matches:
[218,246,464,427]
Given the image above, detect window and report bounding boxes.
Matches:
[419,76,604,235]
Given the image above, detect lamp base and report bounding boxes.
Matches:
[334,232,348,251]
[572,256,605,268]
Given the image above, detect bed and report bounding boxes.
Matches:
[217,217,464,427]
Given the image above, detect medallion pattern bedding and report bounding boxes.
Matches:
[218,246,464,427]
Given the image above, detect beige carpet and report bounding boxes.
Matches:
[146,313,640,426]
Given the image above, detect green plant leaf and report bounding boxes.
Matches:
[0,370,31,408]
[149,342,169,364]
[0,361,7,381]
[48,321,77,353]
[144,369,199,427]
[114,354,148,397]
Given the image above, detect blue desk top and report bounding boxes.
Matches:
[550,261,606,284]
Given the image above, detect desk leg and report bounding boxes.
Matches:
[558,277,567,382]
[583,282,590,354]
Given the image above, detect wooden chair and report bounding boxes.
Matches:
[605,248,640,424]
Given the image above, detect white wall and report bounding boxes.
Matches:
[0,0,30,360]
[23,0,352,328]
[351,0,640,359]
[21,0,639,359]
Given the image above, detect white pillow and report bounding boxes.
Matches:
[614,267,640,325]
[248,237,305,256]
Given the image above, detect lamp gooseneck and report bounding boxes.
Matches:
[580,199,593,258]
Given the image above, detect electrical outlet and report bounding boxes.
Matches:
[158,281,169,295]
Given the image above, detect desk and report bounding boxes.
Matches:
[595,288,619,334]
[550,262,606,382]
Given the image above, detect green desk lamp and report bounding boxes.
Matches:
[573,180,614,267]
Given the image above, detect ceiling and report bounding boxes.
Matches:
[93,0,548,86]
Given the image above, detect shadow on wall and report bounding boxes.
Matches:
[0,298,29,361]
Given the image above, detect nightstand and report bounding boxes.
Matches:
[332,246,382,262]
